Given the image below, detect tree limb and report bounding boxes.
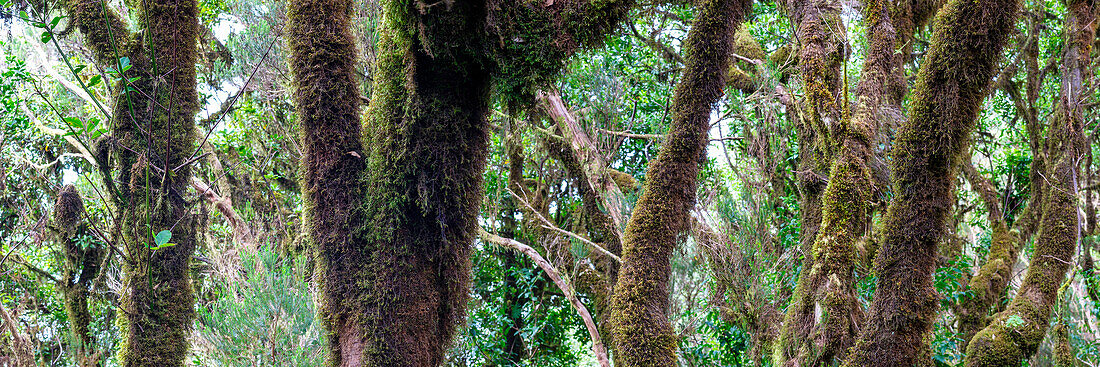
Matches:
[478,229,611,367]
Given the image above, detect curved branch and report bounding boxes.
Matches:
[479,229,611,367]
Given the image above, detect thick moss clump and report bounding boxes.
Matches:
[841,0,1019,366]
[608,0,752,366]
[963,1,1095,364]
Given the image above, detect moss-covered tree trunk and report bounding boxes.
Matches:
[291,0,489,364]
[777,0,897,364]
[66,0,201,365]
[291,0,637,363]
[608,0,752,365]
[776,0,853,364]
[963,1,1095,364]
[841,0,1018,365]
[784,0,844,312]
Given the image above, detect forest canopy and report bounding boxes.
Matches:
[0,0,1097,366]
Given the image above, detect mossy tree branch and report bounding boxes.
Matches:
[53,185,105,367]
[608,0,752,365]
[777,0,899,364]
[842,0,1019,365]
[776,0,851,363]
[956,160,1021,349]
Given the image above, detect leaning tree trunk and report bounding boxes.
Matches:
[955,160,1021,350]
[964,0,1096,365]
[66,0,201,365]
[608,0,752,366]
[841,0,1019,366]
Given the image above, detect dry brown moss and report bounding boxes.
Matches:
[608,0,752,366]
[841,0,1019,365]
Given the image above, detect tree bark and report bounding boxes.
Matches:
[842,0,1019,365]
[608,0,752,365]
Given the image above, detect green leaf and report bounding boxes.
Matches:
[63,117,83,129]
[18,11,28,20]
[40,31,52,43]
[127,76,141,83]
[119,57,131,72]
[73,64,87,74]
[87,75,102,87]
[154,230,172,248]
[86,117,99,133]
[49,16,65,28]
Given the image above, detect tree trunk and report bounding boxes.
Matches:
[608,0,752,365]
[774,0,858,362]
[964,1,1095,364]
[66,0,201,365]
[842,0,1019,365]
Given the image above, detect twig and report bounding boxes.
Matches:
[478,229,612,367]
[507,188,621,263]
